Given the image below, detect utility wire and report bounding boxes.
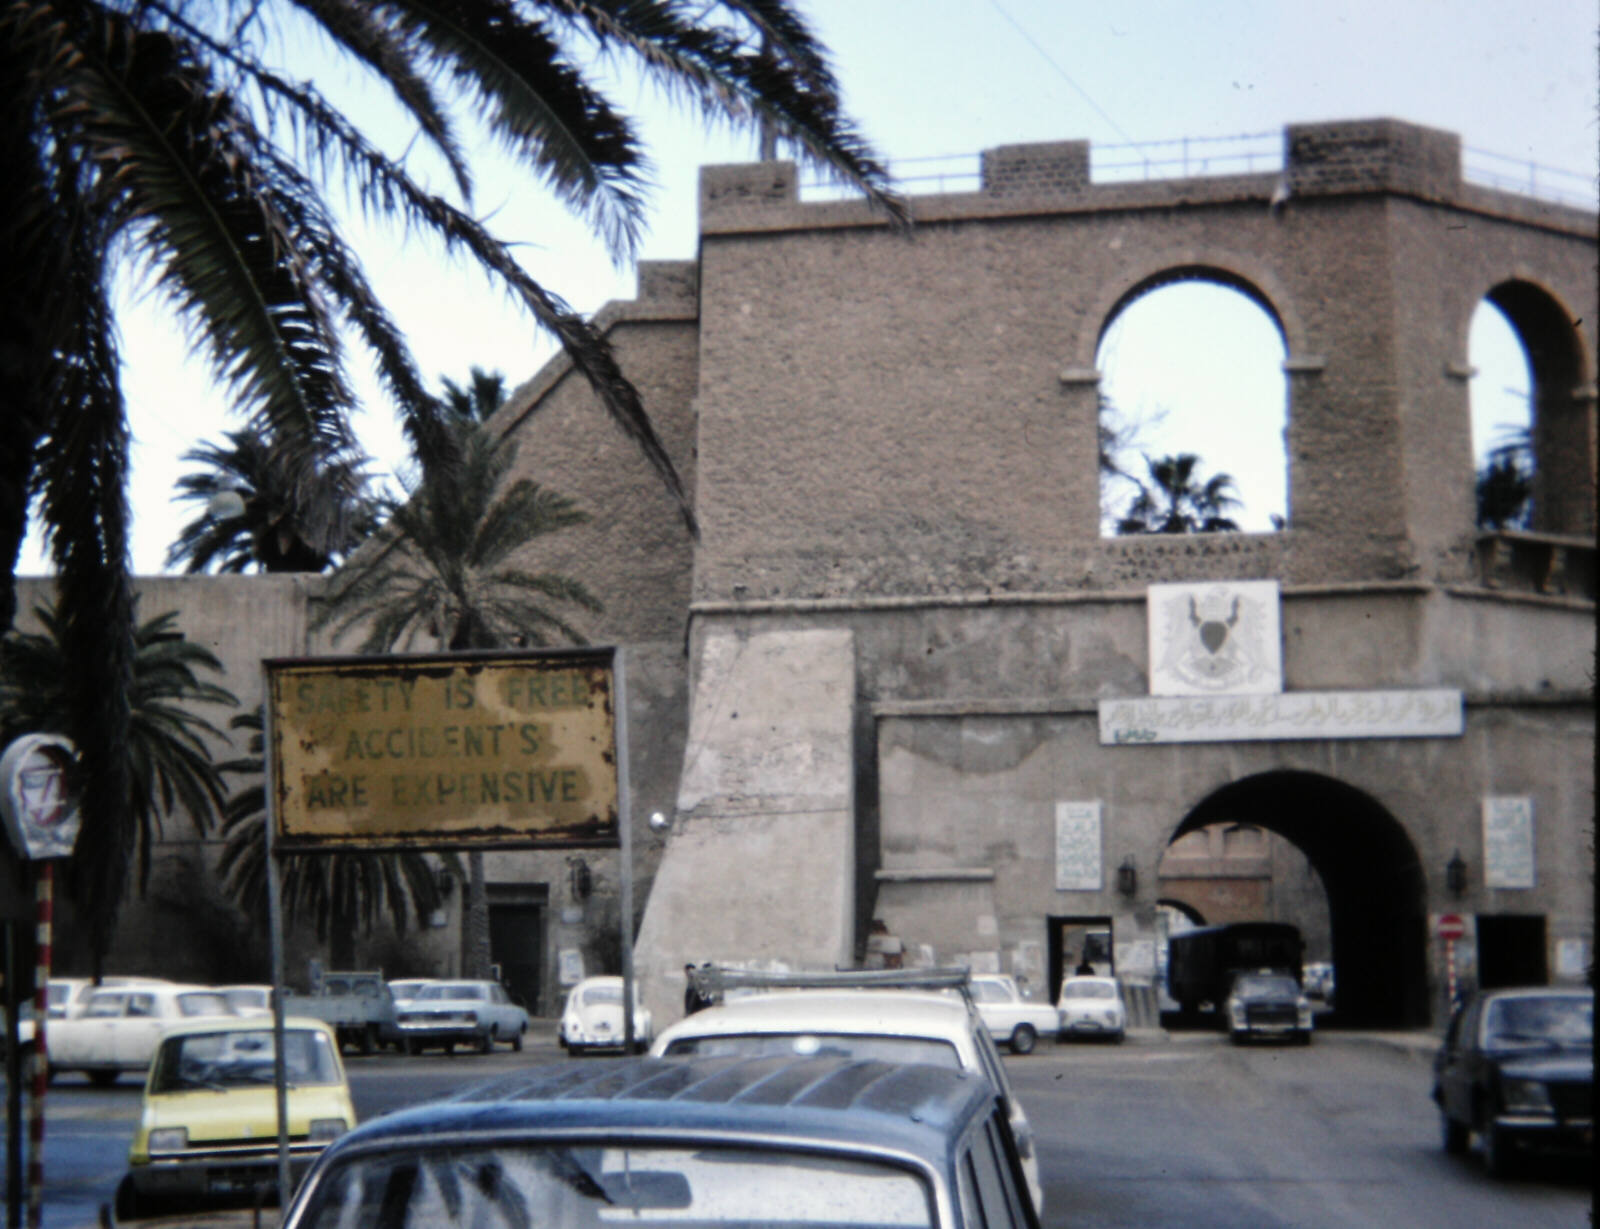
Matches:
[985,0,1134,145]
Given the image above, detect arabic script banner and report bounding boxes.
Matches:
[1099,689,1463,745]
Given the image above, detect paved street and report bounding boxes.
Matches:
[4,1029,1590,1228]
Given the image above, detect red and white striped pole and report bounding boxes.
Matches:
[27,863,52,1229]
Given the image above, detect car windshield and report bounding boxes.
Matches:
[582,984,637,1007]
[1060,982,1115,1000]
[150,1027,340,1092]
[298,1143,932,1229]
[662,1033,962,1070]
[1232,975,1297,997]
[420,984,484,1001]
[1484,995,1593,1048]
[84,994,126,1018]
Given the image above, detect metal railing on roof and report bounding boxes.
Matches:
[798,133,1595,211]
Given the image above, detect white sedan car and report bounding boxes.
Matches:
[394,980,528,1053]
[650,983,1043,1214]
[558,976,653,1054]
[47,984,234,1085]
[1056,975,1127,1042]
[968,974,1060,1054]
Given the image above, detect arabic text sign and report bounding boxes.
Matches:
[1099,689,1464,745]
[268,652,617,849]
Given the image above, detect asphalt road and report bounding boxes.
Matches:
[4,1029,1590,1228]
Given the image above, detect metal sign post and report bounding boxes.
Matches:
[261,698,292,1212]
[614,651,635,1053]
[0,735,81,1229]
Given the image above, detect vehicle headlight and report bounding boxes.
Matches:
[1501,1078,1553,1114]
[309,1118,349,1141]
[147,1128,188,1153]
[1228,1001,1245,1024]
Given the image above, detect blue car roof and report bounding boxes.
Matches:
[326,1055,996,1165]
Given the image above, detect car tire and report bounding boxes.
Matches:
[1441,1111,1469,1156]
[114,1175,142,1222]
[1009,1024,1037,1055]
[443,1040,455,1056]
[479,1029,494,1054]
[1110,1030,1126,1045]
[402,1037,417,1056]
[88,1069,119,1088]
[512,1028,524,1053]
[1481,1119,1517,1179]
[361,1025,377,1056]
[569,1042,585,1057]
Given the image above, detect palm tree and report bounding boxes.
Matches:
[315,385,601,976]
[3,1,901,960]
[1476,426,1534,531]
[0,605,238,949]
[1116,453,1243,535]
[166,431,383,574]
[216,712,454,970]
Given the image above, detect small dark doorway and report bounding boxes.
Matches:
[1048,915,1114,1002]
[1477,914,1548,988]
[489,899,545,1015]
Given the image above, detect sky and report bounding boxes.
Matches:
[18,0,1598,572]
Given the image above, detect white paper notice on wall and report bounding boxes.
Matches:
[1482,796,1535,889]
[1147,580,1283,696]
[1055,800,1102,891]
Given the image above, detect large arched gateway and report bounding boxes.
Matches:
[1169,771,1429,1029]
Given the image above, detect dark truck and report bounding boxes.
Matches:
[1166,923,1303,1018]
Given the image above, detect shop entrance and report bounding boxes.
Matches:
[1047,915,1113,1002]
[1477,914,1548,988]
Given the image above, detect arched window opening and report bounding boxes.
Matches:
[1468,300,1534,531]
[1097,278,1288,537]
[1471,281,1592,537]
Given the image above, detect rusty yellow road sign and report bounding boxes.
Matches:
[266,650,618,850]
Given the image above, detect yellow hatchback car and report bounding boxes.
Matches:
[115,1016,356,1219]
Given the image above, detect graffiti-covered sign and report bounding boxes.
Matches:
[0,734,81,860]
[267,651,618,850]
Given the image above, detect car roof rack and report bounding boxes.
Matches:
[690,965,973,1000]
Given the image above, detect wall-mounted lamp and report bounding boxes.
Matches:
[1116,857,1138,897]
[1446,850,1467,898]
[434,867,454,898]
[648,811,672,834]
[567,856,592,901]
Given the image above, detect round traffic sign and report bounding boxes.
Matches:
[1436,913,1467,940]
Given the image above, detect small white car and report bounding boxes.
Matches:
[650,982,1044,1213]
[394,980,528,1053]
[968,974,1060,1054]
[558,976,653,1054]
[47,984,234,1085]
[1056,976,1127,1042]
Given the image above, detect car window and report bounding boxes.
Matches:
[84,993,127,1019]
[1232,975,1297,997]
[1061,981,1115,1001]
[1484,995,1593,1046]
[582,984,623,1007]
[298,1142,934,1228]
[126,994,156,1018]
[964,1111,1028,1228]
[971,981,1008,1004]
[177,992,231,1017]
[151,1027,342,1092]
[662,1033,963,1069]
[968,1019,1018,1107]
